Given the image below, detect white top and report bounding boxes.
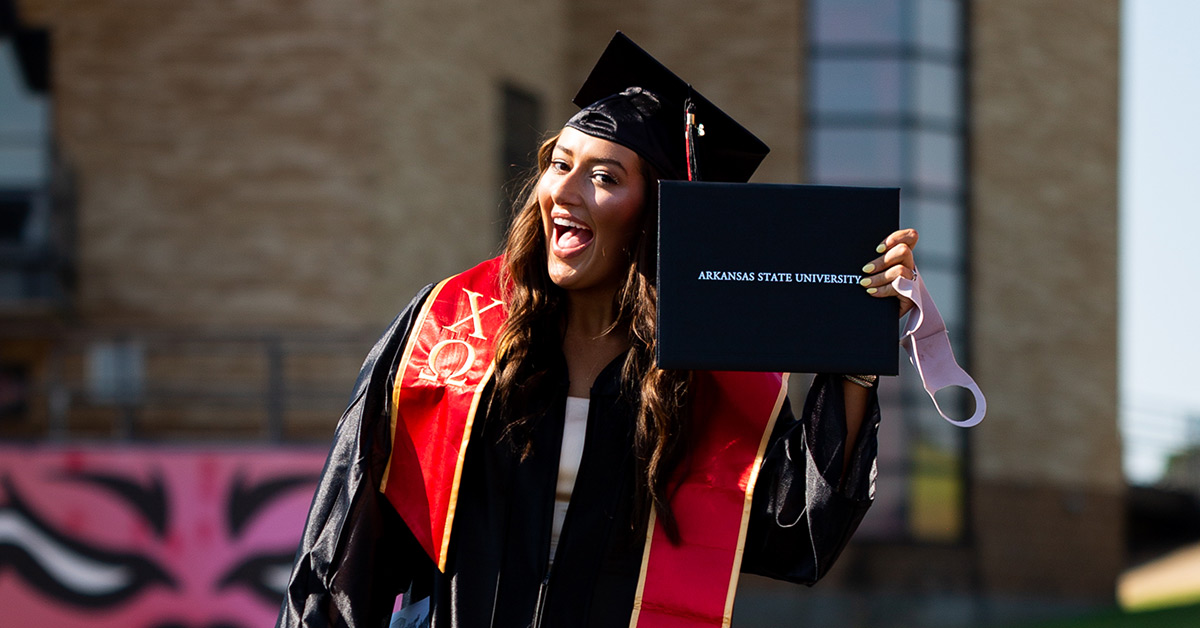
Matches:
[548,396,589,564]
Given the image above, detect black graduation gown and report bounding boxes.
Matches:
[276,284,880,628]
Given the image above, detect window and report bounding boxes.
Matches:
[499,84,543,232]
[0,13,68,308]
[86,340,145,405]
[807,0,969,542]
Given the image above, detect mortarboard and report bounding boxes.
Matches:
[566,32,770,183]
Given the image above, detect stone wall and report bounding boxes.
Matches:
[9,0,804,439]
[21,0,388,328]
[969,0,1123,599]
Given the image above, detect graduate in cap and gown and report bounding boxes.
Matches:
[276,32,921,628]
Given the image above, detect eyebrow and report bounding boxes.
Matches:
[226,471,320,537]
[64,471,168,538]
[553,145,630,174]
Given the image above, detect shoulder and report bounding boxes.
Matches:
[433,256,506,287]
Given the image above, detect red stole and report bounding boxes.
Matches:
[380,257,788,627]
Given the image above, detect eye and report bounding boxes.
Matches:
[219,470,318,608]
[592,170,618,185]
[0,495,175,608]
[550,159,571,173]
[217,551,296,606]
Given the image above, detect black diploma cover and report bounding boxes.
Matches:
[656,181,899,375]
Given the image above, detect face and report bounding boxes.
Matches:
[0,447,324,628]
[539,127,647,295]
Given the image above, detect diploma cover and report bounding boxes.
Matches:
[381,257,786,627]
[657,181,900,375]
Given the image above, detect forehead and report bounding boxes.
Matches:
[554,127,643,171]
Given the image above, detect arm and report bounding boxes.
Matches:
[276,285,435,628]
[841,226,919,466]
[740,229,918,584]
[840,379,871,478]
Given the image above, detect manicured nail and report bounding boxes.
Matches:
[866,287,878,295]
[862,263,875,273]
[876,243,887,254]
[859,278,871,287]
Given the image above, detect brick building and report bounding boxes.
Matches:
[0,1,1121,625]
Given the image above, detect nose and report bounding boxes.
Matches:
[547,165,584,208]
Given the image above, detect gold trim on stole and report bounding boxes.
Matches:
[379,276,451,494]
[378,269,503,572]
[721,373,789,626]
[437,360,496,571]
[628,374,790,628]
[628,509,656,626]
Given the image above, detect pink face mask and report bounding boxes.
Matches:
[0,446,326,628]
[892,271,986,427]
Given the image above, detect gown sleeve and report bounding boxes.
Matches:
[276,285,436,628]
[740,373,880,585]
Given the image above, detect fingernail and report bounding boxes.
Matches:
[859,278,871,287]
[876,243,887,254]
[862,263,875,273]
[866,287,878,295]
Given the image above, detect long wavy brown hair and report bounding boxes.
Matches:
[491,132,691,541]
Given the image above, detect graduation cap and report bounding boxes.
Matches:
[566,32,770,183]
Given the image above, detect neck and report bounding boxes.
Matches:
[561,286,631,397]
[563,285,622,339]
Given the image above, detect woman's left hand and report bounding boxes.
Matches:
[859,228,919,317]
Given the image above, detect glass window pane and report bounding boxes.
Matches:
[500,84,543,218]
[916,265,962,328]
[0,40,49,136]
[913,130,961,191]
[812,128,903,184]
[906,369,970,446]
[910,198,963,263]
[87,341,146,404]
[913,60,961,123]
[0,146,46,186]
[915,0,961,54]
[810,0,968,544]
[812,0,904,46]
[813,59,903,116]
[908,435,964,541]
[857,471,907,536]
[857,379,910,538]
[0,39,49,187]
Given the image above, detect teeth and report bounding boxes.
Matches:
[553,217,589,231]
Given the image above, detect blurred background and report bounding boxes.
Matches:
[0,0,1195,626]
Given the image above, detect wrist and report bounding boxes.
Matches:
[842,374,878,389]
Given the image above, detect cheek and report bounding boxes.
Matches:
[535,186,554,235]
[536,175,552,209]
[608,195,645,245]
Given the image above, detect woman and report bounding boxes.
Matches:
[277,33,918,628]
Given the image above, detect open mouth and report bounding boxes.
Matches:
[552,216,594,256]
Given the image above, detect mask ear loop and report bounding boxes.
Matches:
[892,272,987,427]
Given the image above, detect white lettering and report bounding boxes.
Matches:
[445,289,503,340]
[418,339,476,386]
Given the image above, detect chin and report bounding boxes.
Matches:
[545,256,619,294]
[546,259,583,290]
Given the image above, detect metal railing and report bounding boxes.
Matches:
[1121,398,1200,493]
[29,329,379,442]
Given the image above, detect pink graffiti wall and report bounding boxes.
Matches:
[0,445,327,628]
